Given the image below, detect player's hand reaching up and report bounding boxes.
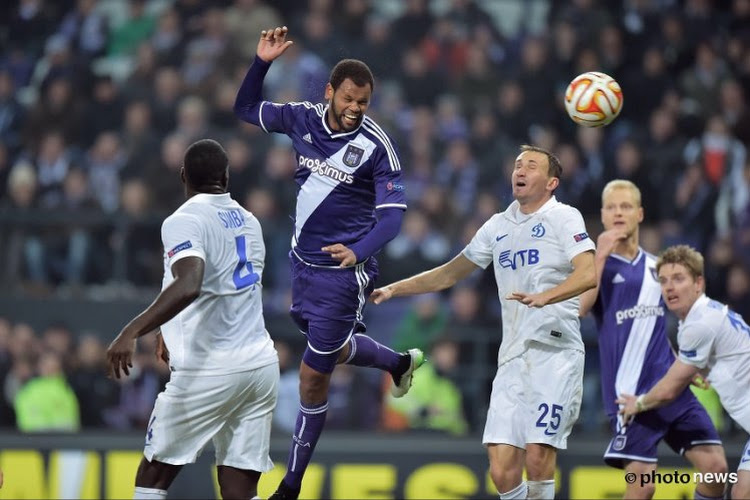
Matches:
[257,26,293,63]
[322,243,357,268]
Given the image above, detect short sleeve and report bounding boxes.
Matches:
[162,213,205,269]
[371,132,407,211]
[677,323,714,369]
[555,206,596,261]
[461,217,496,269]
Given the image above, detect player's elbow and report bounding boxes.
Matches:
[580,267,597,292]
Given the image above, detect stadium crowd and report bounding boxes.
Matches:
[0,0,749,436]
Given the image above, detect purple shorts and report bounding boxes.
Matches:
[604,393,721,469]
[289,251,378,372]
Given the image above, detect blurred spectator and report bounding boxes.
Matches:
[69,334,120,428]
[150,7,184,67]
[56,0,109,61]
[181,7,232,93]
[0,69,25,154]
[14,350,80,432]
[107,0,156,57]
[85,131,127,213]
[113,179,161,285]
[272,339,300,433]
[381,210,450,285]
[382,337,468,435]
[23,77,85,150]
[224,0,283,61]
[391,293,448,353]
[82,76,126,146]
[391,0,434,50]
[149,66,183,135]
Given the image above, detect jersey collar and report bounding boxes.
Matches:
[505,196,558,223]
[182,192,232,207]
[609,247,644,266]
[681,294,709,325]
[321,104,364,138]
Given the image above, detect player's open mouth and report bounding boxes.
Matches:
[666,295,679,304]
[343,114,359,125]
[515,181,526,187]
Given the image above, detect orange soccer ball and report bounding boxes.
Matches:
[564,72,624,127]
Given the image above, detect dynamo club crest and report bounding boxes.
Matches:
[343,144,365,167]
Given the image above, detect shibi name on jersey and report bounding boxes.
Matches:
[298,155,354,184]
[615,304,665,325]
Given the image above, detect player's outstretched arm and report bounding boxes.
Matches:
[256,26,293,63]
[579,229,627,316]
[371,254,479,304]
[508,250,596,308]
[617,359,699,422]
[106,257,204,379]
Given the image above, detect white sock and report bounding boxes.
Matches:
[499,481,528,499]
[134,486,168,499]
[527,480,555,499]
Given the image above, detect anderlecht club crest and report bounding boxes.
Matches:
[343,145,365,167]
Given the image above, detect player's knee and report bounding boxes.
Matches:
[299,370,330,403]
[219,485,252,500]
[489,462,523,491]
[700,452,728,476]
[525,448,555,480]
[628,482,656,499]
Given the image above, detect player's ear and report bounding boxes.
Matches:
[324,83,334,101]
[637,206,644,223]
[180,166,186,185]
[547,176,560,192]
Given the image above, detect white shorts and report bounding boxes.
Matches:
[482,341,583,450]
[143,362,279,471]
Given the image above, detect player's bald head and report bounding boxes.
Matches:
[183,139,228,192]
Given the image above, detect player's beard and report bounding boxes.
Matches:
[329,100,362,132]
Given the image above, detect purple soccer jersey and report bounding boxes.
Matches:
[244,100,406,266]
[593,249,682,417]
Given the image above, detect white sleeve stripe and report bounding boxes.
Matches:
[363,119,400,171]
[376,203,407,209]
[168,249,205,265]
[287,101,323,117]
[363,120,400,171]
[258,101,269,133]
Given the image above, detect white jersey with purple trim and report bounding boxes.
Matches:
[159,193,277,376]
[462,196,595,365]
[677,294,750,433]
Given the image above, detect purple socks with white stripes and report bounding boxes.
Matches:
[344,333,403,374]
[281,401,328,491]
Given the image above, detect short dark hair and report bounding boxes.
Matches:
[329,59,374,92]
[183,139,228,190]
[520,144,562,179]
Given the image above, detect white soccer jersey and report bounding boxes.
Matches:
[677,294,750,433]
[462,196,595,365]
[159,193,277,376]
